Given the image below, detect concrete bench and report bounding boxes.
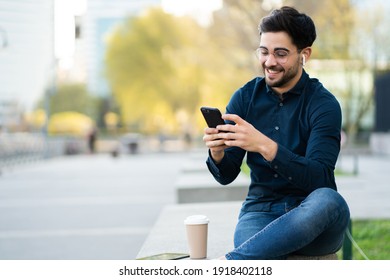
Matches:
[136,202,241,259]
[136,202,338,260]
[175,172,250,203]
[176,151,250,203]
[181,150,218,174]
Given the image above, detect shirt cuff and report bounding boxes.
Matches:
[206,149,221,175]
[269,144,295,182]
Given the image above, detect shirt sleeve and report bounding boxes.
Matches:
[205,83,250,185]
[269,97,341,191]
[206,148,245,185]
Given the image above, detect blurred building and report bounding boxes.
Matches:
[56,14,87,84]
[0,0,55,117]
[83,0,161,97]
[0,100,23,131]
[370,71,390,155]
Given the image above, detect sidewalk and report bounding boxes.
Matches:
[0,152,189,259]
[336,153,390,219]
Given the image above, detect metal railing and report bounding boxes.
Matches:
[0,133,86,173]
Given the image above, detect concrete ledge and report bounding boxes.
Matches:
[136,202,339,260]
[136,202,241,259]
[370,132,390,156]
[175,151,250,203]
[175,172,250,203]
[181,157,210,173]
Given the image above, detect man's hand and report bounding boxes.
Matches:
[202,127,229,164]
[215,114,278,162]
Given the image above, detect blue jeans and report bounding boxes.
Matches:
[225,188,350,260]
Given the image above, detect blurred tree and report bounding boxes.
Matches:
[105,8,198,134]
[340,2,390,142]
[289,0,355,59]
[36,83,101,122]
[209,0,267,73]
[211,0,355,64]
[105,8,251,135]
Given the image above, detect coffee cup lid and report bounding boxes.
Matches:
[184,215,209,225]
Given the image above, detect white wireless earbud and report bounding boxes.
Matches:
[302,55,306,66]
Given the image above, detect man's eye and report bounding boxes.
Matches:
[275,51,288,57]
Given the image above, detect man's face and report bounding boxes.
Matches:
[258,32,302,94]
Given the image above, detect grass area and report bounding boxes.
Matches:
[240,162,250,176]
[339,219,390,260]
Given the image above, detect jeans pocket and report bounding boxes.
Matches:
[284,197,304,212]
[238,202,272,219]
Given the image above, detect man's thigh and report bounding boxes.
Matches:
[233,211,278,248]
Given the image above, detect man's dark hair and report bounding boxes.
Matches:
[259,6,316,50]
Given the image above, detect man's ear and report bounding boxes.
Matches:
[301,47,312,66]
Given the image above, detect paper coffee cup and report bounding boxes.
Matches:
[184,215,209,259]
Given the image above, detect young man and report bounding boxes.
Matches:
[203,6,350,260]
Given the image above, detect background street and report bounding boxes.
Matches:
[0,151,190,260]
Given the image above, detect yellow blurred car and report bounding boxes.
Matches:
[48,111,95,137]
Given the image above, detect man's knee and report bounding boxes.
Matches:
[308,187,350,221]
[310,187,346,205]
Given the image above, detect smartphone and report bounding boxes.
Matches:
[136,253,189,260]
[200,106,225,128]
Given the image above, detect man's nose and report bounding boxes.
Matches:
[264,53,278,66]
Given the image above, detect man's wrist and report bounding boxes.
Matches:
[210,150,224,164]
[259,140,278,162]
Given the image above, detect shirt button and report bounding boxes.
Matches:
[288,177,292,180]
[275,126,279,130]
[274,165,278,169]
[274,174,279,178]
[279,103,283,107]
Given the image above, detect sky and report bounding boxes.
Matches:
[54,0,87,60]
[161,0,222,26]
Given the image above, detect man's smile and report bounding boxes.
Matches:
[265,67,283,79]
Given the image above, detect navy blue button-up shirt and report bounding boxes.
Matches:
[206,70,341,212]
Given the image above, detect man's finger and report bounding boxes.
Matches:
[222,114,245,125]
[204,127,219,134]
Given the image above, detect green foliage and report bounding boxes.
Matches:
[105,7,252,135]
[105,8,198,133]
[51,84,93,114]
[37,83,101,122]
[348,219,390,260]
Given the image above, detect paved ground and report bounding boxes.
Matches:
[0,148,389,260]
[336,153,390,219]
[0,151,191,260]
